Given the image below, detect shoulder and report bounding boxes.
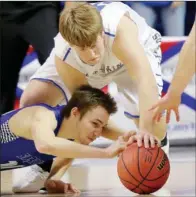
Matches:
[33,105,57,127]
[54,33,71,61]
[101,2,130,33]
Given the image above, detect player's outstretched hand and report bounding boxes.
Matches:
[121,131,137,142]
[105,136,128,158]
[149,93,181,123]
[45,179,81,194]
[127,131,161,148]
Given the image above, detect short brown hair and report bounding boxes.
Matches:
[59,3,103,48]
[61,85,117,119]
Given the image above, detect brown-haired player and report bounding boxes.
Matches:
[1,85,144,193]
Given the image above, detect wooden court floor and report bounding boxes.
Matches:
[1,146,195,197]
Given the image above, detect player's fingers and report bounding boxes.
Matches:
[152,112,158,122]
[166,110,171,123]
[69,184,80,193]
[118,136,124,142]
[144,134,150,148]
[174,108,180,122]
[151,107,159,121]
[150,135,155,148]
[127,136,135,145]
[148,102,159,111]
[136,135,143,147]
[48,180,56,188]
[156,112,163,122]
[123,131,136,141]
[64,184,69,193]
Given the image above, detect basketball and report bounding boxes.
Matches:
[117,143,170,194]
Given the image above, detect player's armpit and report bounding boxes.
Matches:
[55,55,88,94]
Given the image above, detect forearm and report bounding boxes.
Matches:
[138,76,159,132]
[169,22,195,96]
[128,48,159,132]
[43,137,108,159]
[102,119,136,140]
[47,158,73,181]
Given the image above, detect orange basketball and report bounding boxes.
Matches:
[117,142,170,194]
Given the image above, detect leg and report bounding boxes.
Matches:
[161,3,186,36]
[20,51,70,107]
[22,7,59,64]
[0,22,29,113]
[20,80,65,107]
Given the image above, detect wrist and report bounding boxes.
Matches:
[103,148,111,158]
[139,116,153,133]
[167,86,183,98]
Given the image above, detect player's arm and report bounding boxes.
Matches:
[47,158,73,181]
[102,119,160,148]
[55,56,88,94]
[44,158,80,194]
[168,21,195,96]
[149,21,195,122]
[113,15,163,139]
[31,107,125,159]
[102,119,136,141]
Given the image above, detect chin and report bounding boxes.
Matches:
[88,58,101,65]
[85,138,92,145]
[80,138,89,145]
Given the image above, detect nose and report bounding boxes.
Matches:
[88,48,98,59]
[93,128,102,138]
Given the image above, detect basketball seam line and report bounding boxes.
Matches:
[133,147,160,191]
[138,152,170,181]
[121,152,144,194]
[119,176,160,190]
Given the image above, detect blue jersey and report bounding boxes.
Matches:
[0,104,65,171]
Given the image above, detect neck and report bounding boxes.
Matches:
[57,117,79,141]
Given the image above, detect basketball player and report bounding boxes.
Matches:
[149,21,196,123]
[2,85,150,193]
[17,2,167,192]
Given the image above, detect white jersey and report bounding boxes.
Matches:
[54,2,162,89]
[31,2,163,117]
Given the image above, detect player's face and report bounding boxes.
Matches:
[77,106,109,145]
[73,33,105,65]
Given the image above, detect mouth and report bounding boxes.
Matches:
[89,57,100,63]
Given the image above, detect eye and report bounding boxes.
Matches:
[92,122,99,128]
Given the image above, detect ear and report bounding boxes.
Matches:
[70,107,80,117]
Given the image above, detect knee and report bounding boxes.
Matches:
[20,80,64,108]
[20,90,39,108]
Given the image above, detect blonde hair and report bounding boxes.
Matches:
[59,3,103,48]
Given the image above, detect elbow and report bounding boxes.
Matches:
[35,142,53,155]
